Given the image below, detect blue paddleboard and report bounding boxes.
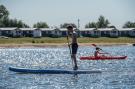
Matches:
[9,67,102,74]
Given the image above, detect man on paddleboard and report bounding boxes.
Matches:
[67,25,78,70]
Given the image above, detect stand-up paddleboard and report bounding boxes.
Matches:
[9,67,101,74]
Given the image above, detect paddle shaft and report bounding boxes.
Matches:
[67,36,72,54]
[67,36,74,67]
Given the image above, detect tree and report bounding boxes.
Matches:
[123,21,135,28]
[85,15,111,28]
[0,5,29,28]
[0,5,9,27]
[14,19,29,28]
[60,23,77,28]
[108,25,116,28]
[33,22,49,28]
[1,17,29,27]
[97,15,110,28]
[2,17,9,27]
[85,22,97,28]
[0,5,9,19]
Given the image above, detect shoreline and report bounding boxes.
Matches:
[0,43,132,48]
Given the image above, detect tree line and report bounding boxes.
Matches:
[0,5,135,28]
[0,5,29,28]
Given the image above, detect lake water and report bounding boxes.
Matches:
[0,45,135,89]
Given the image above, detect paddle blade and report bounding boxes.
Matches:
[91,44,97,47]
[92,44,102,50]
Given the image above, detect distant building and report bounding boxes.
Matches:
[13,28,23,37]
[99,28,119,37]
[0,27,135,38]
[129,28,135,37]
[80,28,101,37]
[33,28,42,38]
[0,28,15,37]
[60,28,67,37]
[91,29,101,37]
[80,28,95,37]
[21,28,34,37]
[41,28,53,37]
[60,28,80,37]
[51,28,62,37]
[118,28,135,37]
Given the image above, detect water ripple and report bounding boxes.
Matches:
[0,45,135,89]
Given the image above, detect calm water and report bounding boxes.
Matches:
[0,45,135,89]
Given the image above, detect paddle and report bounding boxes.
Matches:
[91,44,112,56]
[67,36,74,68]
[91,44,102,50]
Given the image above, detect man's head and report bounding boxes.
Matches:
[67,25,73,32]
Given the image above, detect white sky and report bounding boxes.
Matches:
[0,0,135,28]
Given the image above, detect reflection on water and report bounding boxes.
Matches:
[0,45,135,89]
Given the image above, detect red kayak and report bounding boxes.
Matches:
[80,56,127,60]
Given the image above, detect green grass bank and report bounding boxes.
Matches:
[0,37,134,44]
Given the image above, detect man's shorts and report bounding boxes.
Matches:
[71,43,78,54]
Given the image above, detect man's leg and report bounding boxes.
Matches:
[71,43,78,70]
[72,54,78,70]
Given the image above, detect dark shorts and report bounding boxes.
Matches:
[71,43,78,54]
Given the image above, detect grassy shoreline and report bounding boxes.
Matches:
[0,37,134,47]
[0,37,134,44]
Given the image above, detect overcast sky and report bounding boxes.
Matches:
[0,0,135,28]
